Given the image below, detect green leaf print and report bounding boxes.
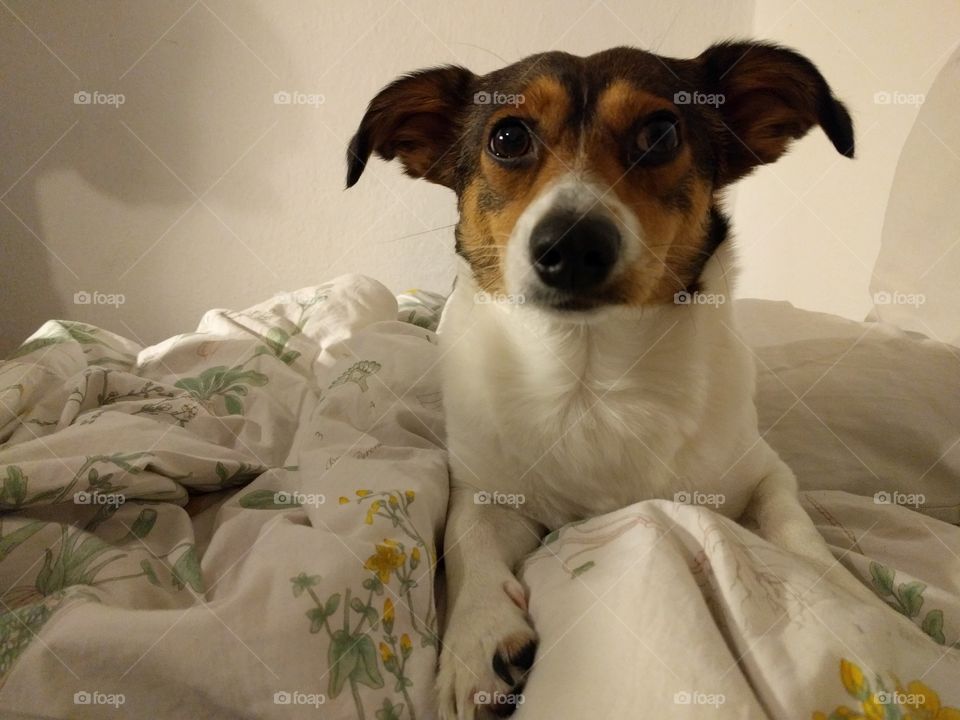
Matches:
[174,365,268,414]
[869,561,953,645]
[923,609,946,644]
[171,545,204,593]
[125,509,159,540]
[326,594,342,618]
[0,467,27,507]
[238,489,300,509]
[35,530,122,595]
[571,560,595,577]
[290,573,322,598]
[376,699,405,720]
[352,634,385,689]
[7,321,105,360]
[224,394,243,415]
[329,630,361,698]
[897,581,926,618]
[307,606,327,634]
[140,560,162,587]
[7,337,62,360]
[869,562,895,596]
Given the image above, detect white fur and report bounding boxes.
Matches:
[435,176,877,720]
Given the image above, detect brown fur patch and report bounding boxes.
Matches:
[585,82,714,304]
[456,76,579,293]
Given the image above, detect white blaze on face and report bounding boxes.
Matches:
[503,174,643,297]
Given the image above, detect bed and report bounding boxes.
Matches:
[2,44,959,720]
[0,273,957,719]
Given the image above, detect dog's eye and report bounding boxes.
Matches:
[489,121,532,160]
[634,117,680,163]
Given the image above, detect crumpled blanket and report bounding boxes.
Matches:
[0,275,957,719]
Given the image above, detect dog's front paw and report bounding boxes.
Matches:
[437,582,537,720]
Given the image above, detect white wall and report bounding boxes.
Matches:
[5,1,956,353]
[734,0,960,320]
[1,0,753,353]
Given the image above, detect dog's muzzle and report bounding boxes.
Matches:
[529,210,621,294]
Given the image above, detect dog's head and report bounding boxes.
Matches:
[346,42,853,313]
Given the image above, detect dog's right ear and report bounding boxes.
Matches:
[346,66,476,190]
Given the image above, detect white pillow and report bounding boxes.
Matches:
[870,46,960,344]
[738,299,960,523]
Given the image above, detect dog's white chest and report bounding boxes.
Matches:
[438,283,749,526]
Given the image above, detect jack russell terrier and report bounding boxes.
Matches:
[347,41,873,720]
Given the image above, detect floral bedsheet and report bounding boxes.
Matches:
[0,275,447,719]
[0,275,957,719]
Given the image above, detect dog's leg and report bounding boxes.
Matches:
[743,447,881,605]
[437,484,544,720]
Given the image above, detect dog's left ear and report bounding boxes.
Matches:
[346,65,476,189]
[695,41,854,186]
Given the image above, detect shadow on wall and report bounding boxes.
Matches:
[0,0,294,355]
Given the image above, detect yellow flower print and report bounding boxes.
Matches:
[364,500,383,525]
[356,489,372,497]
[841,659,869,700]
[389,494,399,508]
[862,695,886,720]
[379,641,394,663]
[901,680,960,720]
[404,490,415,502]
[338,496,350,505]
[400,633,412,655]
[364,539,406,584]
[383,598,395,626]
[814,660,960,720]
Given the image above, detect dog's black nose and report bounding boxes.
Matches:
[529,212,621,292]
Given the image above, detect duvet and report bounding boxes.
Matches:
[0,275,957,719]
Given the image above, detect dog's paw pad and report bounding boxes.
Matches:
[493,635,537,681]
[482,633,536,716]
[489,681,526,717]
[437,595,537,719]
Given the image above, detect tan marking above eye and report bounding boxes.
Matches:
[595,79,675,134]
[511,76,571,137]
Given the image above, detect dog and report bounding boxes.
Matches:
[346,41,875,720]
